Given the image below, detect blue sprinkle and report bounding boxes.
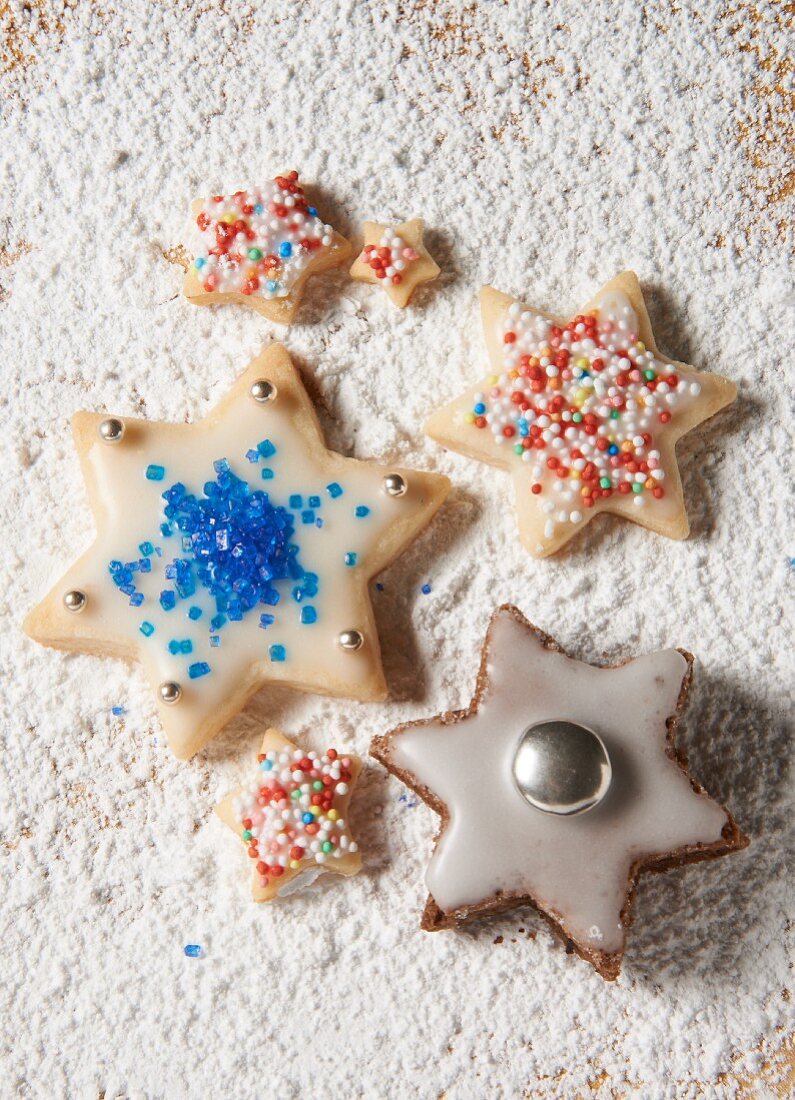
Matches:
[269,644,286,662]
[355,505,370,518]
[210,635,220,647]
[111,706,126,716]
[421,583,432,595]
[326,482,343,499]
[344,552,357,567]
[301,606,317,625]
[279,242,292,258]
[145,464,165,481]
[260,759,273,771]
[129,592,144,607]
[259,613,275,629]
[261,468,274,481]
[473,402,486,415]
[308,206,318,216]
[183,944,203,958]
[257,439,277,459]
[289,494,303,509]
[139,541,154,557]
[266,280,279,293]
[188,662,211,679]
[308,495,321,509]
[608,445,619,456]
[160,590,176,611]
[302,812,314,824]
[245,449,259,463]
[139,621,155,637]
[193,258,205,271]
[188,606,203,621]
[301,510,315,525]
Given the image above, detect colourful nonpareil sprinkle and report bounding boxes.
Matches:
[468,291,702,543]
[361,229,419,286]
[183,944,203,958]
[231,746,358,890]
[111,706,126,716]
[191,174,339,301]
[421,582,432,595]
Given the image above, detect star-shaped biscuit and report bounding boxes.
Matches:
[183,172,351,324]
[425,272,737,557]
[371,605,748,980]
[215,727,362,901]
[350,218,440,308]
[24,345,450,760]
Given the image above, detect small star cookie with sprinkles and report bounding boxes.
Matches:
[23,345,450,760]
[425,272,737,557]
[371,605,748,980]
[183,171,351,324]
[215,728,362,901]
[350,218,440,308]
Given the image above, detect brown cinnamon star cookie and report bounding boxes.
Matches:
[371,605,748,980]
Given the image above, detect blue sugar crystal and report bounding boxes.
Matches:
[139,541,154,557]
[129,592,144,608]
[111,706,126,716]
[168,639,180,654]
[421,583,432,595]
[145,464,165,482]
[261,468,274,481]
[210,635,220,648]
[269,644,286,662]
[188,662,211,679]
[245,449,259,463]
[289,494,303,509]
[138,558,152,573]
[211,613,227,631]
[326,482,343,499]
[257,439,276,459]
[160,591,176,611]
[183,944,203,958]
[139,621,155,637]
[301,606,317,625]
[259,613,275,629]
[355,505,370,518]
[344,552,357,567]
[308,495,321,509]
[301,510,315,525]
[180,640,192,654]
[188,606,203,621]
[160,523,172,538]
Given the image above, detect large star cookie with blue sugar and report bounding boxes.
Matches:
[425,272,737,558]
[24,346,450,759]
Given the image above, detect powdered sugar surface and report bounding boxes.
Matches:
[1,2,793,1098]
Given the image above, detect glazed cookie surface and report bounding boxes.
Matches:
[24,345,450,759]
[183,172,351,324]
[372,605,748,980]
[425,272,737,557]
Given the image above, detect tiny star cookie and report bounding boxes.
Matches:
[215,727,362,901]
[183,171,351,324]
[425,272,737,558]
[350,219,440,308]
[23,345,450,760]
[371,605,748,980]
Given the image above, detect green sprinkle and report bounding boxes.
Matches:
[312,780,323,790]
[513,443,523,455]
[322,841,333,853]
[632,482,643,494]
[644,369,656,381]
[248,247,263,261]
[572,412,583,423]
[600,477,611,489]
[609,409,620,419]
[242,829,252,841]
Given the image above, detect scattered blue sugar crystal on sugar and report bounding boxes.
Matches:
[188,662,211,679]
[261,468,274,480]
[301,510,315,525]
[289,494,303,509]
[308,495,321,509]
[300,606,317,625]
[355,505,370,518]
[129,592,144,607]
[421,582,432,595]
[183,944,203,959]
[245,449,259,463]
[269,644,286,662]
[210,635,220,648]
[326,482,343,499]
[111,706,126,717]
[259,614,274,629]
[257,439,276,459]
[188,606,202,621]
[160,590,176,611]
[145,464,165,481]
[139,621,155,637]
[344,552,357,567]
[139,541,154,557]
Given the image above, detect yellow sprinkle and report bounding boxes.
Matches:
[575,388,589,404]
[221,213,236,224]
[464,412,476,424]
[290,860,300,870]
[488,375,499,385]
[576,357,589,370]
[328,809,339,821]
[636,341,646,352]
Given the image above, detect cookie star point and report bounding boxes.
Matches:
[215,727,363,901]
[351,218,440,308]
[371,604,748,979]
[24,346,449,759]
[426,273,737,558]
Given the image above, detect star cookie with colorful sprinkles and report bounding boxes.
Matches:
[371,605,748,980]
[23,345,450,760]
[350,218,440,308]
[216,727,362,901]
[425,272,737,557]
[183,171,351,324]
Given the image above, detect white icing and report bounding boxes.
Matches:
[391,611,729,953]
